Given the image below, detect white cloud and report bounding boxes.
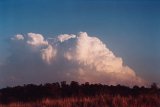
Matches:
[41,45,57,64]
[11,34,24,40]
[63,32,144,86]
[27,33,48,46]
[57,34,76,42]
[0,32,146,87]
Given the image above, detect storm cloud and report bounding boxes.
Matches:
[0,32,146,87]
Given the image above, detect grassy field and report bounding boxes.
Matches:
[0,82,159,107]
[0,94,159,107]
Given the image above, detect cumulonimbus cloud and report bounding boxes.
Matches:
[0,32,146,87]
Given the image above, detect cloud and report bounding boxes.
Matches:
[27,33,48,46]
[41,45,57,64]
[57,34,76,42]
[11,34,24,40]
[0,32,146,88]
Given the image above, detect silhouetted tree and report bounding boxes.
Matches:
[151,82,158,90]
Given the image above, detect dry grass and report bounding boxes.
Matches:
[0,94,159,107]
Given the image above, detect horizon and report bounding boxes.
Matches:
[0,80,157,90]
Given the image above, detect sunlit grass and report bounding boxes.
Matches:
[0,94,159,107]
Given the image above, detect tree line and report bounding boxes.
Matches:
[0,81,159,104]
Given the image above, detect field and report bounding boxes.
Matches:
[0,94,160,107]
[0,81,160,107]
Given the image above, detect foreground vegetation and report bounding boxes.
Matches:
[0,81,159,107]
[0,94,160,107]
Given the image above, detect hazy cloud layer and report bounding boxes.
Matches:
[0,32,146,87]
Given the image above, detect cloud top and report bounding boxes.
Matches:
[27,33,48,46]
[57,34,76,42]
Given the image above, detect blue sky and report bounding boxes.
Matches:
[0,0,160,84]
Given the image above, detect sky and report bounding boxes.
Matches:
[0,0,160,88]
